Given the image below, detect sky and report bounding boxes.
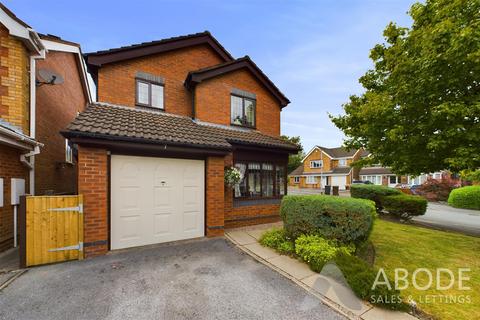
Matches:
[5,0,414,152]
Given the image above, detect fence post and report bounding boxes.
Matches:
[18,195,27,269]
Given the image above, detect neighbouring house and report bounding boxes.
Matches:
[0,4,91,253]
[63,32,298,257]
[288,146,367,190]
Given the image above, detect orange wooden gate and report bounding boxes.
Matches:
[19,195,84,267]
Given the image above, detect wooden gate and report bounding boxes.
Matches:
[19,195,84,267]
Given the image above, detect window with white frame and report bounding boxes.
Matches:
[338,159,347,166]
[306,176,317,184]
[310,160,323,168]
[65,139,73,163]
[293,176,300,183]
[136,79,164,109]
[360,175,382,185]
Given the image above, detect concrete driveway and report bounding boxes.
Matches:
[0,238,344,320]
[413,202,480,236]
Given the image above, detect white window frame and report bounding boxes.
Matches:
[310,160,323,168]
[65,139,73,164]
[338,158,347,166]
[360,175,382,185]
[135,79,165,110]
[306,176,317,184]
[293,176,300,183]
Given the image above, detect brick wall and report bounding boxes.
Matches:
[205,156,224,236]
[35,50,88,195]
[0,25,30,134]
[77,146,108,257]
[97,44,224,117]
[0,144,28,252]
[195,68,281,137]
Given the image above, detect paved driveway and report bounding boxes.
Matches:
[0,238,344,320]
[413,202,480,236]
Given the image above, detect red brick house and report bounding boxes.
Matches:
[0,4,91,253]
[63,32,298,257]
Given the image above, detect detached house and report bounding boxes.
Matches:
[0,4,90,253]
[288,146,367,190]
[63,32,298,257]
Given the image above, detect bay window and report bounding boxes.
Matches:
[234,161,286,199]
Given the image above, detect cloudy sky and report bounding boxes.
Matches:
[6,0,413,151]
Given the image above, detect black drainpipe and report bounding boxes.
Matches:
[191,86,196,120]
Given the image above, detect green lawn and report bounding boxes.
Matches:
[371,220,480,320]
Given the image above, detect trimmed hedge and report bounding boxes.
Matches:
[280,195,376,244]
[381,194,427,220]
[350,184,401,211]
[448,186,480,210]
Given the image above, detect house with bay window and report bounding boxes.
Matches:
[63,32,298,257]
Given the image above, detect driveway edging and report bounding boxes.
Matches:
[225,233,360,320]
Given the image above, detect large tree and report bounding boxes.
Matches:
[331,0,480,175]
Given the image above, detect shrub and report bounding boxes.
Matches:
[280,195,376,244]
[350,184,401,211]
[259,229,295,255]
[334,253,408,311]
[448,186,480,210]
[416,178,458,202]
[380,194,427,220]
[294,235,354,272]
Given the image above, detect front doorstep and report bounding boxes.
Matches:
[225,224,417,320]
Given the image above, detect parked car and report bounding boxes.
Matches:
[352,180,373,184]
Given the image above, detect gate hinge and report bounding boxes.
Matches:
[48,242,83,252]
[48,204,83,213]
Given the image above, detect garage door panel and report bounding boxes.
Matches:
[111,155,204,250]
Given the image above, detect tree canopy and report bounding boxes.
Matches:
[280,135,305,173]
[330,0,480,175]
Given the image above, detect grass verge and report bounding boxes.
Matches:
[370,220,480,320]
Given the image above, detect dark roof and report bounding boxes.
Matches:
[39,33,80,47]
[186,56,290,107]
[319,146,358,158]
[63,103,299,152]
[289,165,304,176]
[85,31,234,67]
[359,167,393,175]
[0,3,30,28]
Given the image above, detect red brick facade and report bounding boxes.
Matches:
[77,146,108,258]
[97,45,224,117]
[35,50,88,195]
[206,156,225,237]
[0,144,28,252]
[195,69,281,136]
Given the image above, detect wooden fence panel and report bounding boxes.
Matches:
[25,195,83,267]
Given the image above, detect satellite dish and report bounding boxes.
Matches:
[37,69,64,86]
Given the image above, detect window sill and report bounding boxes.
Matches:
[230,123,256,130]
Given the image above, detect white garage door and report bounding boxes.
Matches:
[111,155,204,250]
[330,175,347,190]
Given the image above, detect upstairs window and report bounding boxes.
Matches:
[231,95,255,128]
[65,139,73,163]
[135,72,165,110]
[310,160,323,168]
[338,159,347,166]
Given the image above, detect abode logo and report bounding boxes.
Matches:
[370,267,472,306]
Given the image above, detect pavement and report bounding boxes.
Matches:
[412,202,480,236]
[226,224,417,320]
[0,237,345,320]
